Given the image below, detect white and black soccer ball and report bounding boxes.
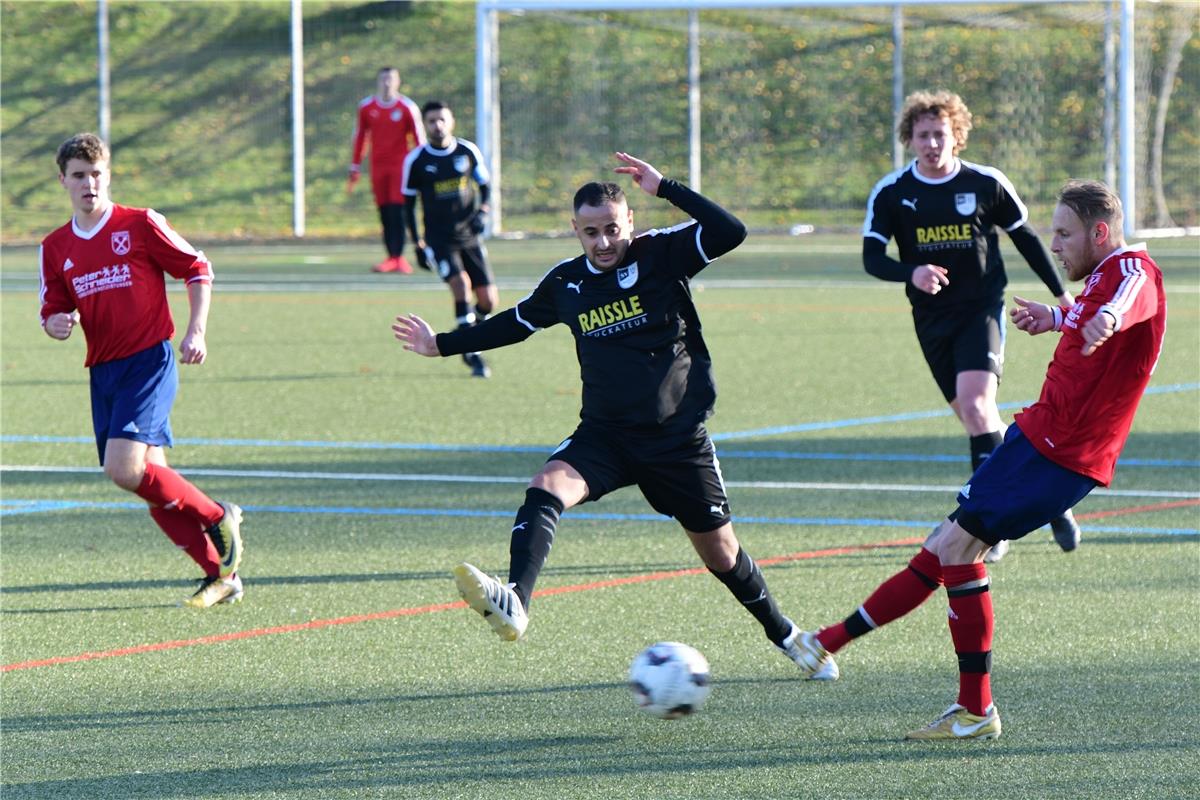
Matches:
[628,641,711,719]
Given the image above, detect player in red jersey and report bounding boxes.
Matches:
[786,180,1166,740]
[348,66,425,274]
[39,133,245,609]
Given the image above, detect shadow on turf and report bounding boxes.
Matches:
[0,560,734,599]
[0,603,175,615]
[4,710,1194,799]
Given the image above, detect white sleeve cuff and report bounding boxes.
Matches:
[1097,303,1124,331]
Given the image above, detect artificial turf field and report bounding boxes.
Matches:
[2,234,1197,799]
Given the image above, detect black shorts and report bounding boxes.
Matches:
[912,300,1005,402]
[547,420,732,533]
[422,240,493,288]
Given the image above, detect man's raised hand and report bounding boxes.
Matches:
[613,152,662,197]
[392,313,440,356]
[1011,295,1055,335]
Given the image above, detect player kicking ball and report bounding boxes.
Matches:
[39,133,244,609]
[785,180,1166,739]
[393,152,834,679]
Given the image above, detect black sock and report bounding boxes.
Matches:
[969,431,1005,472]
[454,301,473,327]
[507,487,564,609]
[474,303,492,323]
[709,548,791,644]
[379,204,406,257]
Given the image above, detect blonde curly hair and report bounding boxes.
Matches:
[897,91,973,154]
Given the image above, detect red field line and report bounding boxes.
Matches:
[1073,498,1200,520]
[7,500,1191,674]
[2,536,923,673]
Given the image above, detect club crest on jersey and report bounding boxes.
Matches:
[955,193,977,216]
[617,262,639,289]
[111,230,131,255]
[454,155,470,174]
[390,109,402,122]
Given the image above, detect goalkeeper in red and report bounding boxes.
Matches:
[347,66,425,274]
[393,152,834,679]
[787,180,1167,740]
[39,133,244,609]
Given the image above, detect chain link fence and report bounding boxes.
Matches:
[1,1,1195,242]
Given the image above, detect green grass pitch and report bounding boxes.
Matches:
[1,235,1197,798]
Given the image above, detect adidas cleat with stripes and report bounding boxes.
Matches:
[452,562,528,641]
[777,623,839,681]
[905,703,1002,741]
[181,574,243,609]
[208,502,244,578]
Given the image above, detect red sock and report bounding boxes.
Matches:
[817,548,943,654]
[136,463,223,526]
[150,506,221,576]
[943,563,995,716]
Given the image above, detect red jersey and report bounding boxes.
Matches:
[349,94,425,170]
[39,203,213,368]
[1014,244,1166,485]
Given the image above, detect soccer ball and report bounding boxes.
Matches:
[628,641,711,719]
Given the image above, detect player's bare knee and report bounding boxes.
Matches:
[934,523,989,565]
[956,397,995,433]
[103,460,144,491]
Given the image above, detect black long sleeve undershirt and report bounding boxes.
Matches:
[657,178,747,263]
[862,237,913,283]
[402,202,419,247]
[435,308,531,357]
[1007,223,1066,297]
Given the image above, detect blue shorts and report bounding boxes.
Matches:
[950,425,1098,546]
[89,341,177,465]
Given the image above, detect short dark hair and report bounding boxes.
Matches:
[1058,179,1124,234]
[573,182,625,213]
[422,100,450,116]
[56,133,109,174]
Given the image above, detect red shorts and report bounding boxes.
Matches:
[371,165,407,206]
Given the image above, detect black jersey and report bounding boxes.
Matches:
[401,138,489,244]
[435,179,746,429]
[863,159,1035,311]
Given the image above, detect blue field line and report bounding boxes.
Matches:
[5,382,1196,465]
[2,498,1195,536]
[3,435,1196,468]
[711,382,1200,441]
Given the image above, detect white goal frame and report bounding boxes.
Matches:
[475,0,1167,237]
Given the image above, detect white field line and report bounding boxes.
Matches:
[3,464,1196,499]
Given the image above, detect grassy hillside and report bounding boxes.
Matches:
[1,1,477,241]
[2,1,1197,242]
